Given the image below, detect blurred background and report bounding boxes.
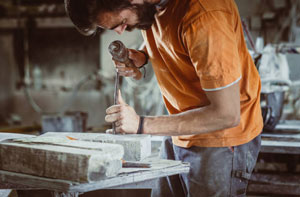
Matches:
[0,0,299,134]
[0,0,166,135]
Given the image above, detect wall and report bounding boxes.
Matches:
[0,32,16,125]
[0,28,105,128]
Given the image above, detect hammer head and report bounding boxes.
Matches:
[108,40,129,63]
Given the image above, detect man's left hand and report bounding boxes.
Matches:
[105,91,140,134]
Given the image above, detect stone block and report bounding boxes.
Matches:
[0,136,124,182]
[42,132,152,161]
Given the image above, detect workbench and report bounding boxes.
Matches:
[0,133,190,197]
[1,120,300,196]
[260,120,300,154]
[248,120,300,196]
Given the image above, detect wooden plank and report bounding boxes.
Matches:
[262,140,300,148]
[35,17,74,28]
[0,182,38,190]
[0,161,189,193]
[261,132,300,154]
[261,140,300,154]
[0,17,73,29]
[0,125,40,134]
[251,173,300,185]
[262,133,300,140]
[248,173,300,195]
[0,170,73,192]
[259,131,300,154]
[261,133,300,142]
[275,120,300,131]
[248,183,300,196]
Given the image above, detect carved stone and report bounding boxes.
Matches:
[42,132,151,161]
[0,136,124,182]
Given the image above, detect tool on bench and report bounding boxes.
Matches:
[122,159,151,168]
[108,40,137,134]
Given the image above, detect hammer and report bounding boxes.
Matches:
[108,40,136,134]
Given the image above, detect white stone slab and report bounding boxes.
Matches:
[0,133,34,142]
[0,136,124,182]
[42,132,151,161]
[0,190,11,197]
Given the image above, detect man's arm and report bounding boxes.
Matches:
[143,82,240,135]
[105,81,240,135]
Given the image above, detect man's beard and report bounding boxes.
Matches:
[126,2,158,31]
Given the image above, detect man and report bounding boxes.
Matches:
[65,0,263,196]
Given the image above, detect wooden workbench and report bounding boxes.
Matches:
[260,120,300,154]
[0,133,190,197]
[2,120,299,196]
[248,120,300,196]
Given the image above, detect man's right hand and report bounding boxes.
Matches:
[113,49,147,80]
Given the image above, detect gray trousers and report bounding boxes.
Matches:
[151,135,261,197]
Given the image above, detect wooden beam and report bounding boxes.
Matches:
[0,17,74,29]
[248,173,300,195]
[248,183,300,196]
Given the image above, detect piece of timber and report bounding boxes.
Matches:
[261,133,300,154]
[275,120,300,131]
[248,183,300,196]
[0,136,124,183]
[248,173,300,195]
[42,132,151,161]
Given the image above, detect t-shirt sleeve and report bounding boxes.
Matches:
[183,11,242,91]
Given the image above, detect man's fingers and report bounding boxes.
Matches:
[106,128,124,135]
[114,119,126,133]
[128,49,147,68]
[116,125,125,134]
[116,66,128,70]
[106,129,113,134]
[115,65,138,78]
[115,120,121,127]
[113,57,142,80]
[117,69,134,75]
[105,113,121,123]
[128,49,138,59]
[112,59,126,68]
[106,105,121,114]
[116,67,134,72]
[118,71,137,78]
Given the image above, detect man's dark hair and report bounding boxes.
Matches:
[64,0,132,36]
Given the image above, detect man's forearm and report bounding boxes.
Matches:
[143,104,240,136]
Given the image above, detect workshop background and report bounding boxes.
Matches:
[0,0,300,196]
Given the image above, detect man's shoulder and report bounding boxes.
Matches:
[195,0,235,13]
[181,0,235,29]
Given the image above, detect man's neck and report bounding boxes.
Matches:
[146,0,161,3]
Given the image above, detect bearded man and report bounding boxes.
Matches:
[65,0,263,196]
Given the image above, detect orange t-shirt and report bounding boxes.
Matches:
[142,0,263,147]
